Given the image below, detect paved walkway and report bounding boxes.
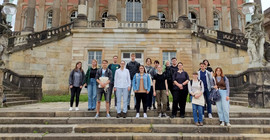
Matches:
[1,95,270,113]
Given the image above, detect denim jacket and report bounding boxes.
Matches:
[132,73,151,92]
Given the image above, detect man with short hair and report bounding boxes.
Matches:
[95,60,112,118]
[126,53,140,110]
[198,62,214,119]
[108,56,120,108]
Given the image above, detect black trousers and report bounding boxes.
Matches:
[147,86,153,107]
[172,88,188,116]
[135,93,147,113]
[70,87,82,107]
[167,80,173,107]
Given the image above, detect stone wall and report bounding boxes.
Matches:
[7,36,73,94]
[191,36,249,74]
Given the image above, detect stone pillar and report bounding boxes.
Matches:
[52,0,61,28]
[15,0,23,31]
[206,0,213,29]
[199,0,206,26]
[147,0,160,29]
[221,0,229,32]
[230,0,241,34]
[178,0,191,29]
[74,0,87,28]
[105,0,118,28]
[254,0,262,14]
[36,0,45,31]
[173,0,179,21]
[23,0,36,32]
[61,0,68,25]
[88,0,95,21]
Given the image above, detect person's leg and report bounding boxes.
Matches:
[147,87,153,108]
[127,83,132,106]
[96,88,103,115]
[179,90,188,117]
[198,105,203,123]
[142,93,147,113]
[123,88,129,113]
[75,87,81,107]
[156,90,161,114]
[221,90,230,123]
[216,96,224,122]
[135,93,141,113]
[152,88,156,109]
[172,90,179,116]
[108,83,114,107]
[192,104,198,123]
[161,90,167,114]
[205,89,212,114]
[167,81,173,109]
[92,79,97,110]
[116,88,122,114]
[70,87,75,107]
[105,89,110,114]
[87,83,92,110]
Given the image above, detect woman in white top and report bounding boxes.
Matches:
[114,60,131,118]
[188,72,204,126]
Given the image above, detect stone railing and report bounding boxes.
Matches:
[11,31,21,36]
[160,21,177,29]
[1,68,43,101]
[7,22,74,54]
[88,21,104,28]
[119,21,148,28]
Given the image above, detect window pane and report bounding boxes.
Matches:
[135,53,141,58]
[123,53,130,58]
[88,51,102,66]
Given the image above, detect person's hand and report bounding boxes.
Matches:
[166,91,169,96]
[146,91,149,94]
[114,87,117,92]
[80,86,82,89]
[194,94,199,99]
[128,87,131,91]
[214,85,218,90]
[70,85,73,88]
[153,91,156,96]
[226,96,230,101]
[100,83,105,88]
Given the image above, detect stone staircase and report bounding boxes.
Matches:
[230,94,249,107]
[0,110,269,140]
[3,89,38,107]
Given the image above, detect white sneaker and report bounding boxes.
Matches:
[208,113,213,119]
[158,113,162,118]
[135,113,140,118]
[226,122,231,127]
[163,113,168,118]
[143,113,147,118]
[75,107,79,111]
[220,121,225,126]
[95,114,99,118]
[69,107,73,111]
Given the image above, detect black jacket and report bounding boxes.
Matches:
[126,61,140,80]
[69,69,85,86]
[95,68,113,82]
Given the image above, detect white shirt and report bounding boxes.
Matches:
[114,68,131,88]
[188,80,205,106]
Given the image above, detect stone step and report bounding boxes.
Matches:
[1,111,269,117]
[1,133,270,140]
[3,90,20,95]
[5,100,39,107]
[4,94,24,98]
[230,100,249,107]
[230,97,248,102]
[232,94,248,98]
[6,97,31,102]
[0,124,269,134]
[0,117,269,125]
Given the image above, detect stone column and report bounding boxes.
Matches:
[178,0,190,29]
[230,0,241,34]
[88,0,95,21]
[23,0,36,32]
[147,0,160,29]
[61,0,68,25]
[15,0,23,31]
[36,0,45,31]
[221,0,229,32]
[173,0,179,21]
[206,0,213,29]
[199,0,206,26]
[105,0,118,28]
[74,0,87,28]
[254,0,262,14]
[52,0,61,28]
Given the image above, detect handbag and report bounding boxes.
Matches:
[209,89,221,105]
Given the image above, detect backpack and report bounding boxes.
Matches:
[190,79,202,87]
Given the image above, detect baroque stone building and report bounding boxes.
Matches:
[9,0,250,94]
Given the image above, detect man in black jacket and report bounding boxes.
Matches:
[126,53,140,110]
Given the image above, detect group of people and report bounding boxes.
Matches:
[68,54,231,127]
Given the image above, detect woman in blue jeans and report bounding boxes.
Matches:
[213,67,231,127]
[84,59,99,111]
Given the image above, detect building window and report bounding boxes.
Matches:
[70,11,78,22]
[121,52,144,64]
[101,11,108,27]
[213,12,219,30]
[163,52,176,65]
[188,12,197,24]
[47,10,53,29]
[158,12,166,22]
[126,0,142,21]
[88,51,102,67]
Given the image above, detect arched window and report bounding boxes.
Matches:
[158,12,166,22]
[101,11,108,27]
[188,12,197,24]
[47,10,53,29]
[126,0,142,21]
[70,11,78,22]
[213,12,220,30]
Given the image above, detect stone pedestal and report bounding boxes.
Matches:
[105,20,118,28]
[247,67,270,108]
[147,20,160,29]
[177,16,191,29]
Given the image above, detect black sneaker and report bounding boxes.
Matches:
[180,115,185,118]
[123,113,127,118]
[127,105,130,110]
[148,107,151,110]
[88,109,91,111]
[116,113,121,118]
[170,115,176,118]
[166,106,170,111]
[153,104,156,110]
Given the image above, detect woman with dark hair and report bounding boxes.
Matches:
[213,67,231,127]
[132,65,151,118]
[171,62,189,118]
[69,62,85,111]
[203,59,213,73]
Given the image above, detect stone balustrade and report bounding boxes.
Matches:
[118,21,148,29]
[160,21,177,29]
[88,21,104,28]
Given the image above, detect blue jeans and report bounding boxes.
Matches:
[127,83,136,106]
[192,104,203,123]
[216,90,230,123]
[116,88,129,113]
[203,88,212,114]
[87,78,97,110]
